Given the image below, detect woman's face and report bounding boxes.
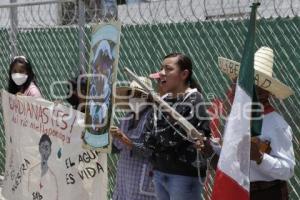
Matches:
[11,62,27,75]
[159,57,188,94]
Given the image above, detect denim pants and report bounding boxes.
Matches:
[153,170,202,200]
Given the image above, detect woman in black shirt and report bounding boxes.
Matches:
[143,53,213,200]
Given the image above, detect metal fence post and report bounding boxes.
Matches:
[9,0,18,58]
[78,0,86,73]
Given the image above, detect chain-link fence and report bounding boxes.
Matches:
[0,0,299,199]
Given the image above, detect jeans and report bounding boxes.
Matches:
[153,170,202,200]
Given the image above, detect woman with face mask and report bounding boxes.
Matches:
[110,77,156,200]
[8,56,42,97]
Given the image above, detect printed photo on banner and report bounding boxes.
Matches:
[82,21,121,151]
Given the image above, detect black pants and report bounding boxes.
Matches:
[250,180,288,200]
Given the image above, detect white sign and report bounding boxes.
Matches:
[1,90,107,200]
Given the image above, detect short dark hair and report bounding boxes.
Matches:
[39,134,52,146]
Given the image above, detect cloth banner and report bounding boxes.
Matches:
[1,90,107,200]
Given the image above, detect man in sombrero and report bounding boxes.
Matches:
[219,46,295,200]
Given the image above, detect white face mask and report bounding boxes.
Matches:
[129,98,147,113]
[11,73,28,86]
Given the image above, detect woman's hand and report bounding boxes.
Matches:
[194,137,214,158]
[194,138,205,150]
[109,126,133,148]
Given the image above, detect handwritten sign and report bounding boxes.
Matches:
[219,57,275,89]
[1,90,107,200]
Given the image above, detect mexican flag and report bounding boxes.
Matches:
[211,3,260,200]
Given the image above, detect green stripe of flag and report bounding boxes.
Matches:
[238,3,259,94]
[237,2,262,137]
[251,86,262,136]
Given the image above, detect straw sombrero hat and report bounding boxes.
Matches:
[115,77,152,109]
[218,46,294,99]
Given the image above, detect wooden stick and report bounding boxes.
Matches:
[124,67,205,143]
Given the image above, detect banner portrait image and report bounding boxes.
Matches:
[1,90,108,200]
[82,21,121,151]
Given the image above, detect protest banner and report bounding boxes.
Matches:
[1,90,107,200]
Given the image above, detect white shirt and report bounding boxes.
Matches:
[250,111,295,182]
[27,163,58,200]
